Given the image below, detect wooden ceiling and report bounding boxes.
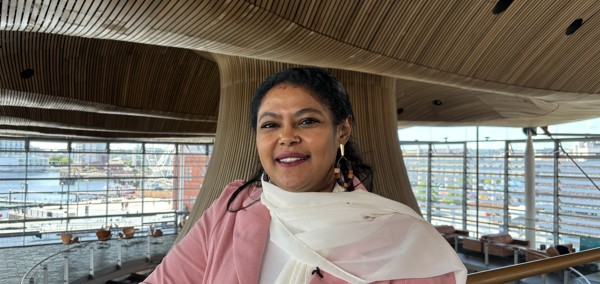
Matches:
[1,0,600,139]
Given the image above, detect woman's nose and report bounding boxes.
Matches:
[279,127,299,145]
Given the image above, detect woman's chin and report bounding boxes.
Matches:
[276,183,304,193]
[272,179,334,193]
[270,179,307,193]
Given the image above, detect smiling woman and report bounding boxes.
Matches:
[249,67,372,195]
[255,83,352,193]
[142,68,467,284]
[256,83,347,193]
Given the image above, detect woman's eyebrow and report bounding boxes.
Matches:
[294,108,323,117]
[258,112,280,121]
[259,108,322,121]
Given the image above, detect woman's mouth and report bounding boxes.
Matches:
[276,153,308,166]
[278,157,305,163]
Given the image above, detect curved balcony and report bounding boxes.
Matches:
[19,232,174,284]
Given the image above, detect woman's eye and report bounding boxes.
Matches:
[299,118,319,126]
[260,122,278,129]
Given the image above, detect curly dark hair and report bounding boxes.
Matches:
[227,67,372,212]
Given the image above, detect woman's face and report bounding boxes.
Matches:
[256,83,351,193]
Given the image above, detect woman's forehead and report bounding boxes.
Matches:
[260,85,327,111]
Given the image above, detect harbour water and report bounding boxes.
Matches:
[0,168,175,247]
[0,171,120,200]
[0,171,121,221]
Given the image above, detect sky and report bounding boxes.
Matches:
[397,117,600,142]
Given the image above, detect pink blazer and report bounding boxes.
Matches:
[143,180,457,283]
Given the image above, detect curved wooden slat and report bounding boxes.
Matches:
[0,30,221,137]
[176,54,282,239]
[333,70,419,211]
[0,1,600,133]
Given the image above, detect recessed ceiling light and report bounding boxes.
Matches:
[20,68,35,79]
[492,0,513,14]
[566,18,583,35]
[432,100,443,106]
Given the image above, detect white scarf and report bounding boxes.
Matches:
[260,180,467,284]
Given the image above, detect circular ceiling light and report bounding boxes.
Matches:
[20,68,35,79]
[566,18,583,35]
[492,0,513,14]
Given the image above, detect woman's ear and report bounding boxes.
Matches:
[337,116,352,144]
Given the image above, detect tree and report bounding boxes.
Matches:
[59,157,71,165]
[49,155,71,165]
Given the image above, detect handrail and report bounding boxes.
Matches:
[467,247,600,284]
[0,211,188,250]
[20,242,88,284]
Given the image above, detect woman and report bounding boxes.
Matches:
[143,68,467,283]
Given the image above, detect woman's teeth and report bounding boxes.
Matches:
[279,157,304,162]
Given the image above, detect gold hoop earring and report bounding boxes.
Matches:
[334,144,353,190]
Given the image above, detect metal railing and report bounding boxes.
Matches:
[0,211,188,248]
[19,234,600,283]
[403,138,600,248]
[19,231,174,284]
[467,247,600,283]
[21,242,88,284]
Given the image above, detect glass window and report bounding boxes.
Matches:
[0,139,211,248]
[402,130,600,249]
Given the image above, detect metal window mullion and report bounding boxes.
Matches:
[475,127,480,237]
[553,139,560,243]
[141,143,146,228]
[105,143,110,226]
[178,146,186,213]
[174,143,180,212]
[23,139,30,246]
[175,144,182,232]
[65,141,72,231]
[503,141,510,232]
[462,142,467,228]
[427,143,432,221]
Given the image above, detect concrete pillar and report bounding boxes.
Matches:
[525,129,536,247]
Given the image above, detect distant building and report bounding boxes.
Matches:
[173,146,210,212]
[573,141,600,155]
[0,155,49,171]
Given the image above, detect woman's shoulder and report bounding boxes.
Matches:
[223,179,248,193]
[222,179,262,195]
[212,179,262,210]
[196,179,261,222]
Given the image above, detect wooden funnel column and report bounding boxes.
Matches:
[178,56,419,241]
